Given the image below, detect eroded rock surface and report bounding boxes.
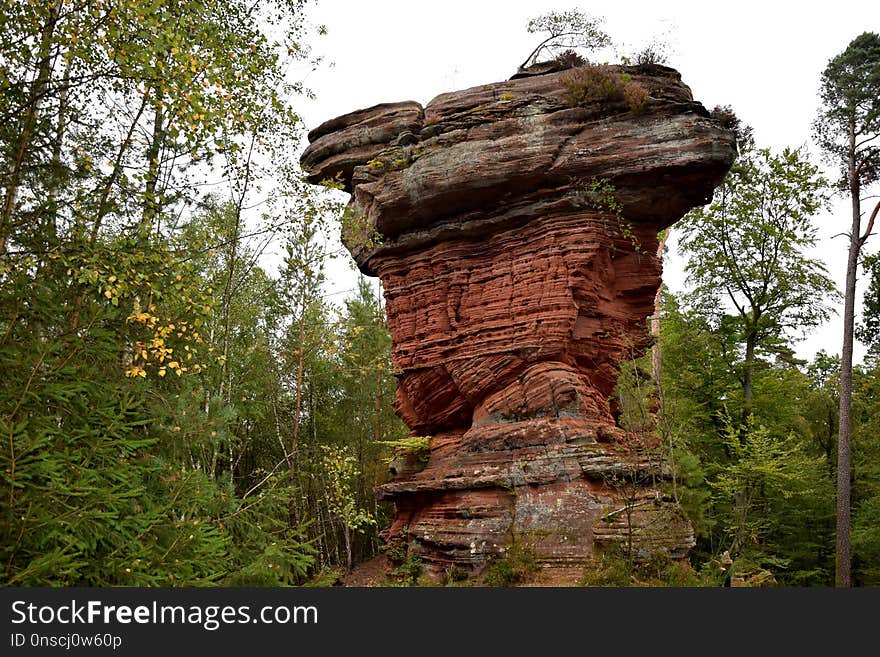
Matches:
[301,64,736,576]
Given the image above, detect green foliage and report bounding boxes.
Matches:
[857,254,880,358]
[659,290,838,585]
[440,565,471,586]
[614,354,657,434]
[679,143,835,349]
[220,490,317,587]
[853,495,880,583]
[579,550,635,586]
[321,445,376,534]
[569,176,640,251]
[0,0,377,585]
[380,435,431,464]
[0,198,325,585]
[366,158,386,172]
[579,548,703,587]
[381,526,424,586]
[678,141,836,433]
[482,543,539,587]
[711,417,830,570]
[814,32,880,189]
[852,361,880,584]
[802,350,841,468]
[389,554,424,586]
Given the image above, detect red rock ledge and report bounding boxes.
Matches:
[301,64,736,577]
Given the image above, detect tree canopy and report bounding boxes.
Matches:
[678,142,837,417]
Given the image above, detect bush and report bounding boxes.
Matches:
[635,44,669,66]
[579,550,635,586]
[562,65,649,114]
[390,553,424,585]
[623,83,649,113]
[482,543,539,586]
[554,48,588,68]
[580,548,704,587]
[381,525,424,585]
[709,104,740,131]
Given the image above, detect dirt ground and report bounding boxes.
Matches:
[339,555,392,587]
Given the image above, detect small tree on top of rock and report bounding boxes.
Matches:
[519,10,611,70]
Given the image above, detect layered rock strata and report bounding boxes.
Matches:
[301,64,736,575]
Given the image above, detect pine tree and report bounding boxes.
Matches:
[814,32,880,586]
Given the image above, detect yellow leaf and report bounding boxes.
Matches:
[104,290,112,298]
[158,369,166,377]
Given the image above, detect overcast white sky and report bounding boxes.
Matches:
[292,0,880,365]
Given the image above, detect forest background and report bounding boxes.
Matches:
[1,0,879,586]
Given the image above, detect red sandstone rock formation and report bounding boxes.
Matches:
[301,64,736,576]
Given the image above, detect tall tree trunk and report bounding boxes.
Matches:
[836,120,860,588]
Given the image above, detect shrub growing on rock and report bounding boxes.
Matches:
[562,65,649,113]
